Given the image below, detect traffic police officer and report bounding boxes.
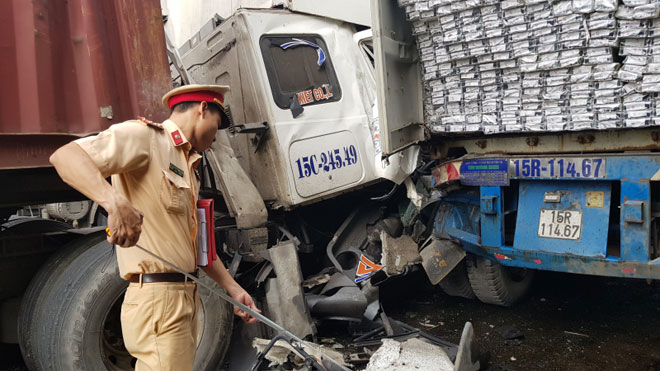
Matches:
[50,84,260,371]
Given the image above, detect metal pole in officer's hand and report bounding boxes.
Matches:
[107,229,349,371]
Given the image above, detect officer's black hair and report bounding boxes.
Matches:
[171,101,222,115]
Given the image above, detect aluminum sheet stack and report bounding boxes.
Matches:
[400,0,660,134]
[617,2,660,128]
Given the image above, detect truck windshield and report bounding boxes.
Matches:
[260,35,341,109]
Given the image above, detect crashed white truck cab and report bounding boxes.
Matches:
[174,8,420,217]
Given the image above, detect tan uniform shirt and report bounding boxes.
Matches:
[75,119,201,279]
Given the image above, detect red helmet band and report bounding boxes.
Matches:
[167,91,225,109]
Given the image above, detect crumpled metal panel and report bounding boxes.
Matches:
[0,0,171,169]
[265,241,315,339]
[206,131,268,229]
[380,232,422,275]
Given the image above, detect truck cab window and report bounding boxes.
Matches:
[260,35,341,109]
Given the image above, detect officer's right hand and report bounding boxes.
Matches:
[106,194,143,247]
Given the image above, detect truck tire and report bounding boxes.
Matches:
[191,271,235,371]
[18,232,107,371]
[438,261,476,299]
[29,236,233,371]
[466,255,534,307]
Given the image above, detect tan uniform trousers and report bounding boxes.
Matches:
[121,281,200,371]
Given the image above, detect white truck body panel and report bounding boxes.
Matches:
[279,0,372,27]
[371,0,425,156]
[163,0,371,49]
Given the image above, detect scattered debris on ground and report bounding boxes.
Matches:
[365,338,454,371]
[252,337,348,369]
[495,326,524,341]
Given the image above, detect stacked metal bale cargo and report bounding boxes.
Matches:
[400,0,660,134]
[617,3,660,128]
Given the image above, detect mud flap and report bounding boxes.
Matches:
[420,238,466,285]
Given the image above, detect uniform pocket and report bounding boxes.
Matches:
[160,170,190,215]
[159,288,194,336]
[122,283,142,305]
[121,285,150,353]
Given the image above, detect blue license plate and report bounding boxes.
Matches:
[509,157,607,179]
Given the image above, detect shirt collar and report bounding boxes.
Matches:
[162,119,190,148]
[190,152,202,169]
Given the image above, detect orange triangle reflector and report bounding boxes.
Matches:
[356,255,384,276]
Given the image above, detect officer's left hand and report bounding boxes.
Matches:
[231,291,260,324]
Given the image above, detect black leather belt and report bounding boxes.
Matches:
[129,271,198,283]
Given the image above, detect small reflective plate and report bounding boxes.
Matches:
[537,209,582,240]
[544,192,561,203]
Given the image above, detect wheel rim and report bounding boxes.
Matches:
[100,292,136,371]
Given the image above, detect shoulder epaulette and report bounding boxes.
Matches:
[137,116,164,130]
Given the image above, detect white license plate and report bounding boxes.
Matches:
[537,209,582,240]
